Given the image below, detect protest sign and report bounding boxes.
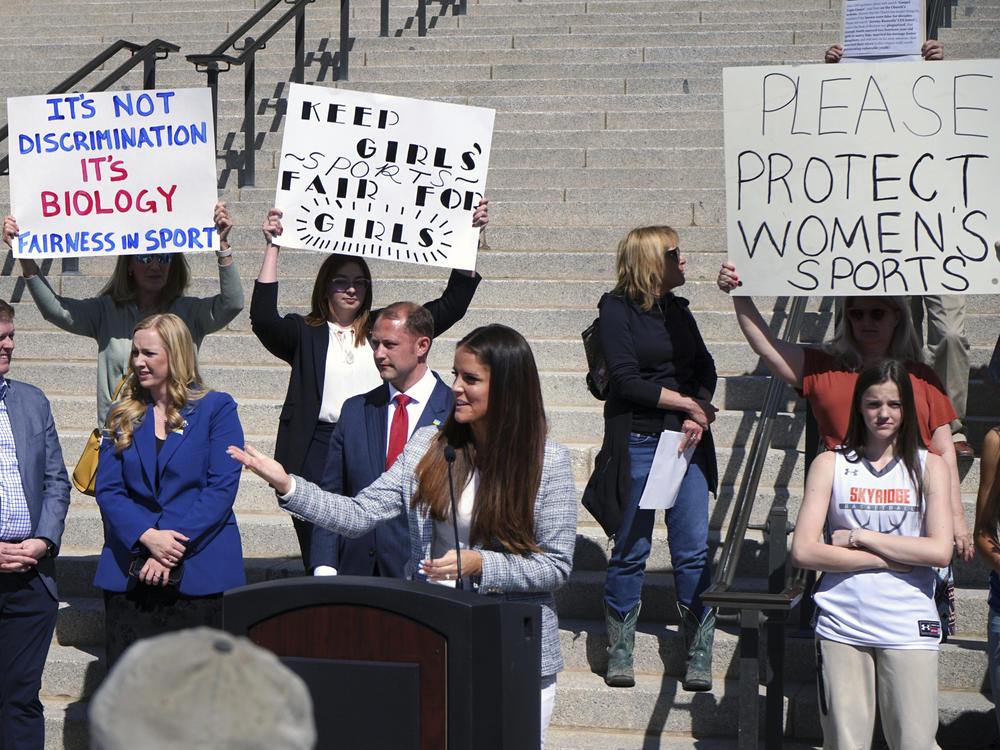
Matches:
[8,88,218,258]
[274,83,494,271]
[723,60,1000,296]
[842,0,924,60]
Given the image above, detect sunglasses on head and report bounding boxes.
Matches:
[846,307,888,322]
[330,277,370,292]
[665,247,680,261]
[134,254,173,265]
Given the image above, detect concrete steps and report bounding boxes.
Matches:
[2,0,999,746]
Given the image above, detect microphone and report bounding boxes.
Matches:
[443,445,463,589]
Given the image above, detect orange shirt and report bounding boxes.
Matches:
[799,348,956,452]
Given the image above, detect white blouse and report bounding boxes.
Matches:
[317,322,382,424]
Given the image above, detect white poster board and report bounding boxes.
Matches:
[723,60,1000,296]
[842,0,924,60]
[274,83,494,272]
[8,88,218,258]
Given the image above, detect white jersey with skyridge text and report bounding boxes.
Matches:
[813,450,940,649]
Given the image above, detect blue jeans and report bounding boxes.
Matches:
[604,432,711,621]
[988,606,1000,736]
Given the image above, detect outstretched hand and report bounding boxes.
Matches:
[228,443,293,495]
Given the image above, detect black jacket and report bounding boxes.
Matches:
[582,292,718,537]
[250,270,481,475]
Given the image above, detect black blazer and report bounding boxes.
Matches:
[249,270,481,475]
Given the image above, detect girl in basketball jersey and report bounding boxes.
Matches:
[791,359,953,750]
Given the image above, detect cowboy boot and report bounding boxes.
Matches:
[678,603,716,692]
[604,601,641,687]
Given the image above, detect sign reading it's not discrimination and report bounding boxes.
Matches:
[724,60,1000,296]
[8,88,218,258]
[274,83,495,272]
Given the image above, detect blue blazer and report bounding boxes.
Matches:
[318,372,453,576]
[4,379,71,600]
[94,390,245,596]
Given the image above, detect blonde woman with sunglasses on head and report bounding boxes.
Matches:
[3,203,242,427]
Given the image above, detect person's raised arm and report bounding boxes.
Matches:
[838,453,954,567]
[257,207,283,283]
[418,201,487,335]
[717,261,805,388]
[185,202,244,337]
[975,428,1000,573]
[4,216,40,278]
[4,215,102,337]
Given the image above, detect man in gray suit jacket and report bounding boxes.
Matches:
[313,302,453,578]
[0,298,71,750]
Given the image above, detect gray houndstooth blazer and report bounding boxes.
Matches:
[281,425,577,677]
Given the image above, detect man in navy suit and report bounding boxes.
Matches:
[314,302,453,577]
[0,299,71,750]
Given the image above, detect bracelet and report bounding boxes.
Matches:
[215,246,233,259]
[848,529,858,549]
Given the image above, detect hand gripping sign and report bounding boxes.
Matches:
[724,60,1000,296]
[8,88,218,258]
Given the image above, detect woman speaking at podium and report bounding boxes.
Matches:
[228,324,576,745]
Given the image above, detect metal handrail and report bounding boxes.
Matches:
[0,38,181,296]
[707,295,808,592]
[186,0,325,187]
[700,294,809,750]
[0,38,180,176]
[926,0,954,39]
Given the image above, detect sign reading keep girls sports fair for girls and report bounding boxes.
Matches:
[8,88,218,258]
[723,60,1000,296]
[273,83,495,272]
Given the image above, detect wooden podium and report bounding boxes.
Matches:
[222,576,541,750]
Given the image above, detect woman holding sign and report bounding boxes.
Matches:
[716,263,971,563]
[250,202,487,574]
[3,202,242,427]
[228,323,575,746]
[95,313,245,668]
[791,359,952,749]
[581,226,719,691]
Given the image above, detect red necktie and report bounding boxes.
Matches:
[386,394,412,470]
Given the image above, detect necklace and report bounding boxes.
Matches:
[330,323,355,365]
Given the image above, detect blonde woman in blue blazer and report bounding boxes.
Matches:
[96,313,244,668]
[230,324,576,747]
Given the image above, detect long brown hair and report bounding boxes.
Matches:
[413,325,547,555]
[303,254,373,346]
[842,359,925,505]
[104,314,210,452]
[99,254,190,308]
[611,225,679,311]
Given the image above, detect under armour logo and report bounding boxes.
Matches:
[844,467,858,476]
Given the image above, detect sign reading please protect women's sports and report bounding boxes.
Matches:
[724,60,1000,296]
[274,83,495,271]
[8,87,218,258]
